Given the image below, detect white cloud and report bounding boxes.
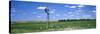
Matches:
[92,10,96,13]
[65,5,85,9]
[37,6,46,9]
[68,12,73,14]
[65,5,77,8]
[37,15,41,18]
[70,14,74,17]
[82,15,91,19]
[55,14,60,17]
[63,14,67,16]
[50,11,55,14]
[32,12,37,14]
[78,5,85,8]
[49,9,55,14]
[75,10,83,14]
[70,6,77,8]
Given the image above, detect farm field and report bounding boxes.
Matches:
[10,1,96,34]
[11,19,96,33]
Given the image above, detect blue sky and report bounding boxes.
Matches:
[10,1,96,21]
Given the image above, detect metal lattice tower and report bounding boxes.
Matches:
[44,6,50,29]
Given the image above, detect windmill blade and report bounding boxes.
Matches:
[44,7,49,13]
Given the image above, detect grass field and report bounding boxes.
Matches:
[11,19,96,33]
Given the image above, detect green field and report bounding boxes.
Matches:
[11,19,96,33]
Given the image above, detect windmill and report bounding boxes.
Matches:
[44,6,50,29]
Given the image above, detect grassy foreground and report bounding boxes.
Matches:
[11,20,96,33]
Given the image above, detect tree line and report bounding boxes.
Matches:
[58,19,96,22]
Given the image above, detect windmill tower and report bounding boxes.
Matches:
[44,6,50,29]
